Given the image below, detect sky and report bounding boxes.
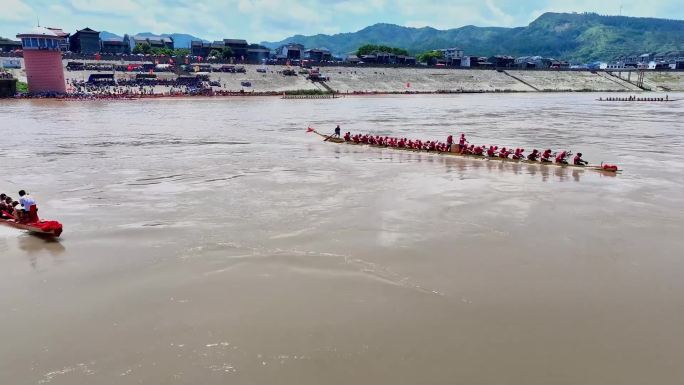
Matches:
[2,0,683,43]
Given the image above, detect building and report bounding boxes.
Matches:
[69,28,101,54]
[191,40,211,57]
[224,39,248,61]
[467,56,494,68]
[438,48,464,66]
[134,35,174,50]
[345,55,361,64]
[17,27,67,94]
[247,48,271,63]
[101,34,131,55]
[46,27,70,51]
[488,55,515,68]
[304,48,332,63]
[515,56,553,69]
[0,39,21,52]
[275,43,304,61]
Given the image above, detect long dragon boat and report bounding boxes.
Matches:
[310,130,621,173]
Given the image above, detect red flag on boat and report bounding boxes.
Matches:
[306,127,314,133]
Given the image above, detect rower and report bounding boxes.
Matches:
[458,134,467,152]
[512,148,524,160]
[541,149,553,163]
[555,151,569,164]
[527,149,540,161]
[499,147,511,159]
[466,144,475,154]
[343,132,351,141]
[10,201,21,221]
[18,190,37,222]
[486,146,498,157]
[573,152,589,166]
[333,125,341,138]
[446,135,453,151]
[0,194,8,218]
[473,145,484,156]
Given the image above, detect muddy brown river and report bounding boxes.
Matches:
[1,93,684,384]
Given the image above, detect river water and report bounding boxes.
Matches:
[1,93,684,384]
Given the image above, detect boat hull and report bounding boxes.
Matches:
[0,217,63,237]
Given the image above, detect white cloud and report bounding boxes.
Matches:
[0,0,34,22]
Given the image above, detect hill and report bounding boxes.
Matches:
[262,12,684,62]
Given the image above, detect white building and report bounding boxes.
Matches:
[438,48,464,65]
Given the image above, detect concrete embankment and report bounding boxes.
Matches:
[5,59,684,94]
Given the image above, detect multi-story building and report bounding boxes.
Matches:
[69,27,101,54]
[191,41,211,57]
[438,48,464,66]
[275,43,304,61]
[224,39,248,60]
[133,35,174,50]
[304,48,332,63]
[0,39,21,52]
[101,34,131,55]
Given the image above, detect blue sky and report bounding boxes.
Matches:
[2,0,683,43]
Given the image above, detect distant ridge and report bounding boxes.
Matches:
[262,12,684,62]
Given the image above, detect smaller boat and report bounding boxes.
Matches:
[1,207,63,237]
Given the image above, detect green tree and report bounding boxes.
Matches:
[417,50,444,63]
[133,42,152,54]
[356,44,409,57]
[220,47,233,60]
[150,47,174,56]
[173,48,190,56]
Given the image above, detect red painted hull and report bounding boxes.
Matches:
[0,217,63,237]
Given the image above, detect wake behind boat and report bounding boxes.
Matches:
[308,128,621,174]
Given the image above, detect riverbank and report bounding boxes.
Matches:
[4,60,684,97]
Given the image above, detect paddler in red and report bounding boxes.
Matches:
[555,151,569,164]
[573,152,588,166]
[541,149,553,163]
[343,132,351,141]
[446,135,454,151]
[498,147,511,158]
[466,144,475,154]
[473,145,484,156]
[512,148,524,160]
[459,134,467,151]
[527,149,540,161]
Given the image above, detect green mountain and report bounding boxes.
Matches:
[262,12,684,62]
